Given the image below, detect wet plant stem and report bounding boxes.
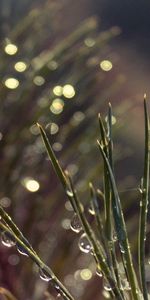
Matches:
[138,97,150,300]
[0,221,75,300]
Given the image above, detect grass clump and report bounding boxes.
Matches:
[0,97,149,300]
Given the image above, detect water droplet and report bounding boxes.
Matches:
[108,241,114,250]
[103,281,112,291]
[102,290,111,299]
[66,189,73,197]
[54,284,60,291]
[119,244,125,254]
[17,244,29,256]
[78,233,92,254]
[39,268,53,282]
[121,278,131,291]
[1,231,16,247]
[135,289,139,295]
[70,214,82,233]
[88,204,95,215]
[140,201,143,207]
[96,266,103,277]
[56,293,61,298]
[113,232,117,242]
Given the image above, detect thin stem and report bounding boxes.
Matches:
[38,123,129,299]
[97,140,141,300]
[0,206,34,253]
[0,287,17,300]
[37,123,67,189]
[107,103,124,292]
[99,109,123,292]
[67,174,124,300]
[138,96,150,299]
[0,222,75,300]
[89,182,107,255]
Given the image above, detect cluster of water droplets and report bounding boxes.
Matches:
[0,230,66,299]
[1,230,31,256]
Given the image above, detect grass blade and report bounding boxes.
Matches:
[138,96,150,299]
[37,123,67,189]
[89,182,107,255]
[0,221,75,300]
[97,139,141,300]
[37,124,121,297]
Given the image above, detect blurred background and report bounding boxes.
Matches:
[0,0,150,299]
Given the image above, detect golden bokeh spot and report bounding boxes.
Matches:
[63,84,75,99]
[52,142,62,152]
[22,177,40,192]
[105,115,116,125]
[33,76,45,86]
[50,123,59,134]
[100,60,113,72]
[14,61,27,72]
[53,85,63,96]
[4,43,18,55]
[50,98,64,114]
[61,218,71,230]
[80,269,92,281]
[84,38,95,47]
[102,290,111,299]
[4,78,19,89]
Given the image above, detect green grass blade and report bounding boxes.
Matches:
[0,206,34,253]
[99,113,112,240]
[107,102,113,169]
[97,140,141,300]
[0,221,75,300]
[105,104,124,293]
[37,123,67,189]
[138,96,150,299]
[66,173,124,300]
[37,123,120,296]
[89,182,108,255]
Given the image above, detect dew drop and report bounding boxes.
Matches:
[121,278,131,291]
[78,233,92,254]
[66,189,73,197]
[39,268,53,282]
[103,281,112,292]
[70,214,82,233]
[17,244,29,256]
[113,232,117,242]
[56,293,61,298]
[96,266,103,277]
[88,204,95,216]
[54,284,60,291]
[1,231,16,247]
[135,289,139,295]
[119,244,125,254]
